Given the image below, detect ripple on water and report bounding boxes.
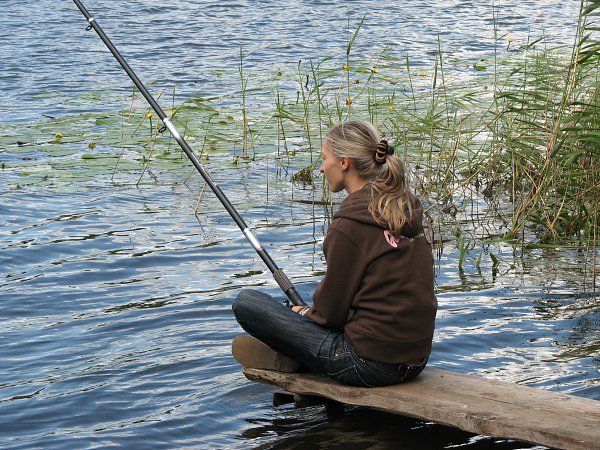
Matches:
[1,173,597,449]
[0,1,595,448]
[0,0,581,124]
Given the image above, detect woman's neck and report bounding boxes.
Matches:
[345,175,369,194]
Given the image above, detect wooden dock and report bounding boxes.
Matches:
[242,367,600,450]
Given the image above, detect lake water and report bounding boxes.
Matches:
[1,1,598,449]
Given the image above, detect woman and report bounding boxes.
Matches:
[232,120,437,387]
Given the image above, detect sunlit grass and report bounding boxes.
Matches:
[1,1,598,286]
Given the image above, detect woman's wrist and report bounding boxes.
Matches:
[293,305,311,316]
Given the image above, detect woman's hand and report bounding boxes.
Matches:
[292,305,311,316]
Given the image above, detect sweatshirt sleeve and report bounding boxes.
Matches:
[306,223,365,330]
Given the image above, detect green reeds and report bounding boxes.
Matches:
[6,3,598,281]
[487,0,600,245]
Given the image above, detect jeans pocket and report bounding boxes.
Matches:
[321,345,352,376]
[358,357,428,386]
[318,337,371,387]
[328,364,372,387]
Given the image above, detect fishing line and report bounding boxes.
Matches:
[72,0,306,307]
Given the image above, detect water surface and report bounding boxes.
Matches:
[1,1,598,449]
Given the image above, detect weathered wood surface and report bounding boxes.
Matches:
[243,367,600,450]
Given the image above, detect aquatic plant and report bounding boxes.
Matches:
[481,0,600,246]
[2,1,598,286]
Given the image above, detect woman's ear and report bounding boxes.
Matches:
[339,155,351,171]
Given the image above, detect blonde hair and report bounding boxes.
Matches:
[324,120,415,236]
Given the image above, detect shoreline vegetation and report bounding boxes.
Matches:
[2,2,598,285]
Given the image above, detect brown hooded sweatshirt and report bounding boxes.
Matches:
[306,186,437,364]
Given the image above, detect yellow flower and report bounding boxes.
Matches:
[370,67,377,73]
[389,105,394,112]
[346,97,352,105]
[54,133,63,140]
[343,64,350,71]
[418,72,427,77]
[508,37,513,43]
[145,112,153,119]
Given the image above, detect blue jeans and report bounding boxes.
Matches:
[232,289,427,387]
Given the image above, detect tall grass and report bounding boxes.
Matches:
[482,1,600,247]
[5,1,598,283]
[268,0,597,280]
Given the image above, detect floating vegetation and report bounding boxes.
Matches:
[1,1,598,283]
[291,163,316,185]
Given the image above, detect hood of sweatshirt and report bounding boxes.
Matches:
[333,186,424,238]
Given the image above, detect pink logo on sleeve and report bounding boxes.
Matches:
[384,230,399,248]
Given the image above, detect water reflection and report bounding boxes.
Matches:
[1,168,597,449]
[241,405,540,449]
[1,1,597,448]
[0,0,581,124]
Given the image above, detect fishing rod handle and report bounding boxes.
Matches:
[273,270,307,306]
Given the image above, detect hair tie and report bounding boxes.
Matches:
[374,140,394,164]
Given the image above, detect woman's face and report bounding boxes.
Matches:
[320,143,346,193]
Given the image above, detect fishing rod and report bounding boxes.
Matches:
[72,0,306,307]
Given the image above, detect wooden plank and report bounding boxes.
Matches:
[272,390,345,414]
[243,367,600,450]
